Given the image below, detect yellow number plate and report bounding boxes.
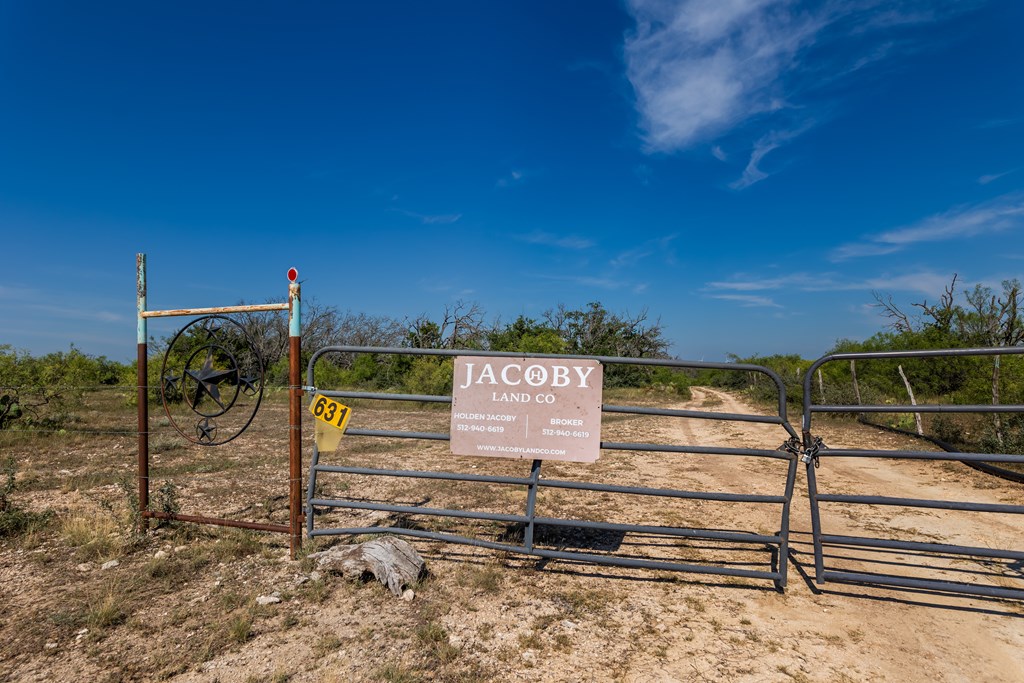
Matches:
[309,394,353,432]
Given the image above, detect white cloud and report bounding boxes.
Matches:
[728,126,810,189]
[392,208,462,225]
[711,145,728,161]
[707,293,782,308]
[828,242,904,261]
[831,192,1024,261]
[978,169,1016,185]
[610,235,677,268]
[623,0,972,160]
[517,231,594,250]
[624,0,823,152]
[706,270,955,296]
[420,213,462,225]
[536,274,633,291]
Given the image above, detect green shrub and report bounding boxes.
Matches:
[402,357,454,396]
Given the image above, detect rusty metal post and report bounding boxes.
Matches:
[136,254,149,533]
[288,276,302,558]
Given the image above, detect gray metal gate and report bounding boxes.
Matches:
[305,347,801,590]
[802,347,1024,600]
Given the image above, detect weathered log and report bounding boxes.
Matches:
[308,536,425,597]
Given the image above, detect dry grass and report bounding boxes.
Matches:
[59,510,123,561]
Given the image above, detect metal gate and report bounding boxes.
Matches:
[305,347,801,590]
[802,346,1024,600]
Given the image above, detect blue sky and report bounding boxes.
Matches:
[2,1,1022,362]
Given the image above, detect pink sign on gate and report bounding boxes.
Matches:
[450,356,604,463]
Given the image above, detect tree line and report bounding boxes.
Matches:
[1,301,684,430]
[4,279,1021,452]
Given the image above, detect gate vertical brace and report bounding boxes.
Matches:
[136,254,149,534]
[802,419,826,584]
[523,459,542,551]
[288,279,303,558]
[775,453,798,590]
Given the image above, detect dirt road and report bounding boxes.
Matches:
[619,388,1024,682]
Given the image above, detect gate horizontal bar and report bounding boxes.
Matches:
[817,494,1024,514]
[810,346,1020,363]
[309,498,782,545]
[821,570,1024,601]
[308,526,782,581]
[601,404,786,424]
[531,547,780,580]
[312,465,785,503]
[812,404,1024,414]
[533,516,781,545]
[310,498,529,524]
[312,464,534,486]
[602,441,792,459]
[817,448,1024,463]
[316,389,452,403]
[338,431,795,458]
[821,533,1024,561]
[143,510,290,533]
[540,478,787,503]
[318,393,791,426]
[141,303,288,318]
[346,428,449,440]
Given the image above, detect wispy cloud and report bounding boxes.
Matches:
[623,1,972,164]
[706,270,955,296]
[831,192,1024,261]
[534,273,645,292]
[20,303,126,324]
[392,208,462,224]
[517,231,594,250]
[0,284,39,299]
[610,234,677,268]
[707,293,782,308]
[633,164,653,186]
[977,117,1021,129]
[978,169,1017,185]
[496,169,526,188]
[706,274,819,292]
[729,126,810,189]
[418,280,476,297]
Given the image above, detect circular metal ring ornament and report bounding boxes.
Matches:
[160,315,265,446]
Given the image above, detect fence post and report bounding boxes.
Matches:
[288,271,303,558]
[136,253,149,533]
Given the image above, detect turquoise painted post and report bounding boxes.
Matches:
[288,276,302,557]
